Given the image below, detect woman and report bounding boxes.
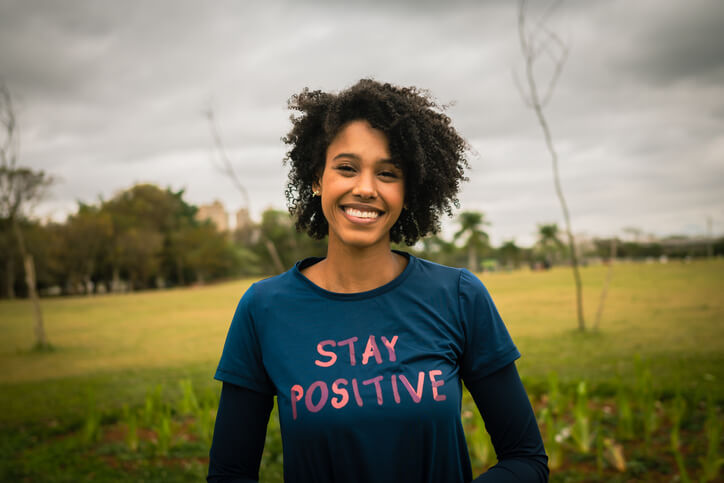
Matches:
[208,79,548,482]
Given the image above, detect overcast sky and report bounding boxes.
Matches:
[1,0,722,246]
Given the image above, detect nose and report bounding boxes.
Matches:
[352,171,377,199]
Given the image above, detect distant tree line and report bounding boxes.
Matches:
[0,183,327,298]
[1,183,721,299]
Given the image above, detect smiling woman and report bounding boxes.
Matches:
[316,120,404,253]
[207,79,549,483]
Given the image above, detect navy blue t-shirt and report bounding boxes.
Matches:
[215,252,521,483]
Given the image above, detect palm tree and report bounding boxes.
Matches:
[536,223,565,267]
[454,211,490,273]
[499,239,522,269]
[418,234,455,265]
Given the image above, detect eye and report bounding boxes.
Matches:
[379,170,398,179]
[334,164,356,175]
[379,167,402,180]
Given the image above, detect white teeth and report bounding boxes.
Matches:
[345,207,379,219]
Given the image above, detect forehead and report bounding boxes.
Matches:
[326,120,390,158]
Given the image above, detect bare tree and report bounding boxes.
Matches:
[515,0,586,331]
[204,109,284,274]
[0,84,53,349]
[593,237,616,330]
[706,216,713,258]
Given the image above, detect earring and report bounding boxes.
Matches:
[312,189,321,197]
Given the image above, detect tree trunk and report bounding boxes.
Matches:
[176,257,185,286]
[6,258,15,299]
[23,254,48,347]
[532,97,585,330]
[12,219,49,349]
[467,244,478,273]
[593,238,617,330]
[112,267,121,292]
[264,237,285,274]
[83,274,93,296]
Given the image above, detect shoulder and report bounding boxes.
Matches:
[457,267,488,294]
[401,256,481,316]
[407,257,494,314]
[408,256,490,295]
[409,255,466,286]
[241,266,301,307]
[255,264,301,289]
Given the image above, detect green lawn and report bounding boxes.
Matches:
[1,259,722,481]
[482,260,724,398]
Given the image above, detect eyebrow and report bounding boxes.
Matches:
[332,153,400,167]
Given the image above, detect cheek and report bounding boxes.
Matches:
[319,189,341,223]
[319,197,334,221]
[391,187,405,212]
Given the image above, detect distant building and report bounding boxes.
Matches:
[196,200,229,231]
[236,208,251,231]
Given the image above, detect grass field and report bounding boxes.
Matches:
[1,258,723,481]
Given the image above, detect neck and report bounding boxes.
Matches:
[319,241,406,293]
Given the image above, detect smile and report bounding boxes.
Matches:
[341,205,383,223]
[345,207,379,219]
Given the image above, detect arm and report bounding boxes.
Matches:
[207,382,274,483]
[469,363,549,482]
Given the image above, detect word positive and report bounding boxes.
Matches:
[289,334,448,420]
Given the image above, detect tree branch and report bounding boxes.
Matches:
[204,108,250,211]
[540,33,568,106]
[0,84,18,170]
[512,69,533,108]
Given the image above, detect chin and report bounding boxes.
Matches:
[342,238,385,250]
[331,231,390,251]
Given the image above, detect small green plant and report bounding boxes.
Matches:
[634,356,658,454]
[198,386,221,410]
[547,372,566,416]
[468,413,494,470]
[615,383,634,440]
[179,379,199,416]
[669,390,691,483]
[540,407,566,470]
[142,383,164,427]
[122,404,138,452]
[699,392,723,482]
[195,402,216,447]
[603,437,626,472]
[80,393,101,445]
[571,381,593,454]
[154,408,172,457]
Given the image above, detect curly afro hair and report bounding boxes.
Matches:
[283,78,470,246]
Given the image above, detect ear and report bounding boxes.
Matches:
[312,174,323,195]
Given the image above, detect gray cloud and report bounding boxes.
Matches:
[615,1,724,86]
[1,0,722,245]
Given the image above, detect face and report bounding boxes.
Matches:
[314,120,405,252]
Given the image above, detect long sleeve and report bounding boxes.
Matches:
[469,362,549,482]
[207,382,274,483]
